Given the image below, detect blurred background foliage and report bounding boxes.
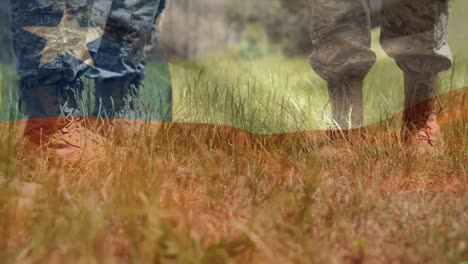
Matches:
[1,0,466,61]
[158,0,383,59]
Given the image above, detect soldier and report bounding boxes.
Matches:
[307,0,452,150]
[10,0,171,165]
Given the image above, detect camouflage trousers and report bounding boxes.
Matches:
[10,0,172,121]
[307,0,453,82]
[10,0,166,83]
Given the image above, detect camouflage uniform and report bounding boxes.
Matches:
[10,0,171,121]
[307,0,452,132]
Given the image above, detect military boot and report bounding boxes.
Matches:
[402,72,442,151]
[326,77,367,142]
[312,77,367,158]
[20,78,110,166]
[92,76,159,144]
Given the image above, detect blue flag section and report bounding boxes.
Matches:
[1,0,172,122]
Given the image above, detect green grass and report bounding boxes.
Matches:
[167,52,466,133]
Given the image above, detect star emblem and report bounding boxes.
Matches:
[23,11,103,68]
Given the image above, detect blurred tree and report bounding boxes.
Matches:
[275,0,311,56]
[224,0,312,56]
[239,22,268,59]
[158,0,230,59]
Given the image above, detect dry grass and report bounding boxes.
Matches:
[0,88,467,264]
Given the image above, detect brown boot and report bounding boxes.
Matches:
[315,77,366,158]
[401,72,442,151]
[326,77,367,143]
[19,79,111,166]
[22,117,111,167]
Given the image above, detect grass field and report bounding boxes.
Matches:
[0,89,466,263]
[1,1,468,263]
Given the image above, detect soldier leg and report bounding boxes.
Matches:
[10,0,110,166]
[10,0,91,119]
[88,0,171,121]
[307,0,376,131]
[87,0,171,142]
[381,0,452,149]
